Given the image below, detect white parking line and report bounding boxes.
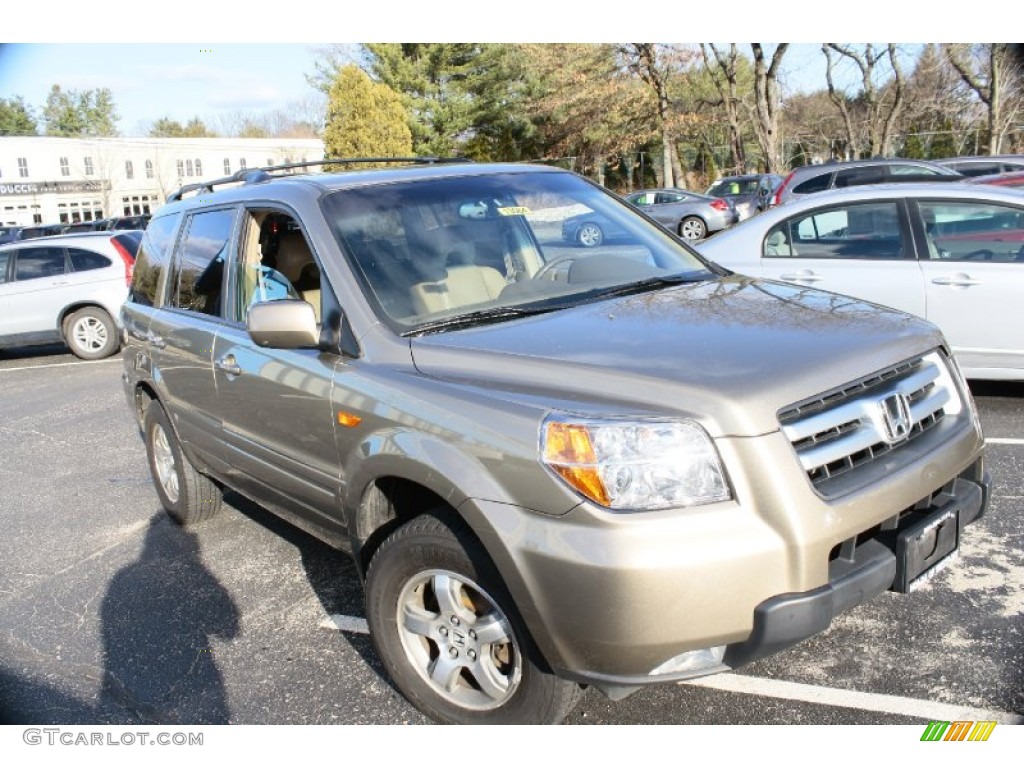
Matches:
[320,614,370,634]
[684,673,1024,724]
[319,613,1024,723]
[0,359,121,373]
[986,438,1024,445]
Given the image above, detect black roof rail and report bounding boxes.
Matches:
[165,156,472,203]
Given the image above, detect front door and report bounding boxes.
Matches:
[212,208,345,534]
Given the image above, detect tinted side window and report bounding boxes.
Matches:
[793,172,831,194]
[834,167,887,187]
[14,247,67,280]
[68,248,112,272]
[953,162,1001,177]
[170,209,235,317]
[0,252,9,284]
[889,164,946,177]
[131,213,183,307]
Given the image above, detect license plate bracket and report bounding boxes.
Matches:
[891,507,960,593]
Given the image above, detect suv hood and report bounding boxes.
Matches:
[409,275,945,437]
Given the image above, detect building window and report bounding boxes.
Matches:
[125,160,134,180]
[18,158,28,178]
[186,160,193,177]
[145,160,154,179]
[60,157,70,177]
[177,160,184,178]
[195,159,203,177]
[239,158,247,170]
[267,158,273,167]
[224,158,231,175]
[84,157,94,176]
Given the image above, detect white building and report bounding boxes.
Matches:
[0,136,325,227]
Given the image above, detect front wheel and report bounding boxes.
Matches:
[679,216,707,241]
[365,513,581,724]
[64,307,119,360]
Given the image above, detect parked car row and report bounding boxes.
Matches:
[0,215,151,245]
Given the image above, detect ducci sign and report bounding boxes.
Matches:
[0,180,109,196]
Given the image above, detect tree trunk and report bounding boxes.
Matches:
[750,44,789,172]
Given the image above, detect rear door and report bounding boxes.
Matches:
[757,199,927,316]
[148,207,237,472]
[915,198,1024,376]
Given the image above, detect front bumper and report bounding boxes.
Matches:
[462,415,986,699]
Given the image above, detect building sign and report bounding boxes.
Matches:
[0,180,110,196]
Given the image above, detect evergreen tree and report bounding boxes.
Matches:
[43,85,120,136]
[149,116,217,138]
[322,65,412,160]
[0,96,38,136]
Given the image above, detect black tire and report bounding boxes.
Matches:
[678,216,707,241]
[576,222,604,248]
[64,306,120,360]
[365,512,582,724]
[143,402,222,526]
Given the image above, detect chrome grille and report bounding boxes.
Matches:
[779,352,962,487]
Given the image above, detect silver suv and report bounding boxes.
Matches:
[121,160,988,724]
[772,158,962,206]
[1,231,140,359]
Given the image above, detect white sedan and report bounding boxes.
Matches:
[695,182,1024,381]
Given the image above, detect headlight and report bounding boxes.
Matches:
[541,416,730,510]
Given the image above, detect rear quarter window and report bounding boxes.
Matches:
[793,173,832,194]
[68,247,112,272]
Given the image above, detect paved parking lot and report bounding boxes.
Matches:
[0,345,1022,727]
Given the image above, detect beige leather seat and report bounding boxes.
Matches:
[275,232,322,321]
[764,229,792,257]
[410,265,507,315]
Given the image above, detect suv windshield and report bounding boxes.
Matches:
[321,171,715,334]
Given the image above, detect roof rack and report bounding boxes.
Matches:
[165,156,471,203]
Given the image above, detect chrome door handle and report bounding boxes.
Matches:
[215,356,242,376]
[931,276,981,287]
[148,334,166,349]
[780,272,824,282]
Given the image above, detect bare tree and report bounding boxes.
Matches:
[701,44,747,172]
[621,44,686,187]
[822,44,906,158]
[944,44,1023,154]
[750,44,789,172]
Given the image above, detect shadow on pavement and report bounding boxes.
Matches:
[97,514,240,724]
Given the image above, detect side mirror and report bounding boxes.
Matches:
[247,300,319,349]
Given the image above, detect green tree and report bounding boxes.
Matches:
[149,116,216,138]
[0,96,38,135]
[322,65,412,160]
[364,43,483,157]
[43,85,120,136]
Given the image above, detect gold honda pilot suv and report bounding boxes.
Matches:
[121,159,988,724]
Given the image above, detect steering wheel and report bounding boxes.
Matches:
[533,255,578,281]
[961,248,994,261]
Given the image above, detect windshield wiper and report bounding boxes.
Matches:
[403,305,560,336]
[583,271,713,300]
